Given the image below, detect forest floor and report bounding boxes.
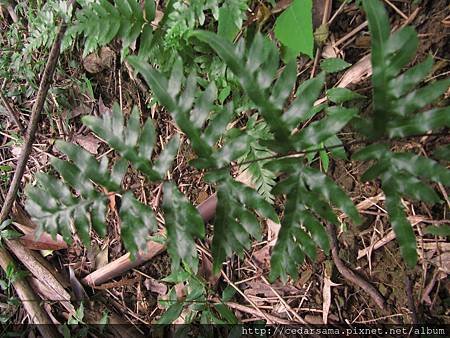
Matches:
[0,0,449,335]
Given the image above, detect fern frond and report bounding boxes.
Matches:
[350,0,450,267]
[192,30,361,280]
[25,141,158,254]
[82,104,179,181]
[238,116,276,203]
[73,0,156,57]
[266,159,361,282]
[128,56,250,168]
[205,172,278,274]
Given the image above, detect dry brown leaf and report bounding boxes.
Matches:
[12,204,36,229]
[199,251,219,286]
[66,103,91,120]
[267,219,281,246]
[6,240,74,314]
[144,277,167,295]
[98,96,111,115]
[431,252,450,274]
[196,191,209,204]
[11,145,22,157]
[244,280,300,298]
[95,244,109,269]
[75,134,100,154]
[337,54,372,88]
[253,245,271,269]
[29,277,74,315]
[83,46,115,73]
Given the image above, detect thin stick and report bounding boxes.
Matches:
[221,271,273,324]
[405,275,418,324]
[260,275,309,324]
[0,89,25,132]
[224,301,294,324]
[326,222,386,310]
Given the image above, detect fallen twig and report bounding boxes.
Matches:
[326,222,386,310]
[0,89,24,132]
[82,193,217,285]
[405,275,418,324]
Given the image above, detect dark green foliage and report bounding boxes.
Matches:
[361,0,450,139]
[163,182,205,273]
[192,31,359,154]
[82,103,209,262]
[70,0,156,57]
[26,104,186,256]
[267,159,361,282]
[82,104,179,181]
[192,30,362,279]
[129,55,279,272]
[351,0,450,267]
[128,56,249,168]
[26,141,125,246]
[21,0,450,292]
[205,172,278,274]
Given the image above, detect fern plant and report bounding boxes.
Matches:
[26,104,205,267]
[351,0,450,267]
[189,30,362,281]
[127,56,279,274]
[23,0,450,294]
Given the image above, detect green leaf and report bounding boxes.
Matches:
[162,182,205,272]
[128,57,212,158]
[433,145,450,161]
[211,176,277,273]
[390,153,450,186]
[387,107,450,138]
[153,135,180,179]
[120,192,157,255]
[157,302,184,324]
[139,118,156,159]
[83,104,168,181]
[389,56,433,98]
[283,72,325,129]
[76,0,148,57]
[384,189,417,268]
[218,4,238,41]
[144,0,155,22]
[274,0,314,59]
[269,160,358,281]
[270,61,297,109]
[192,31,291,143]
[293,107,358,149]
[214,304,238,324]
[320,58,351,73]
[424,225,450,237]
[393,79,450,117]
[326,88,365,104]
